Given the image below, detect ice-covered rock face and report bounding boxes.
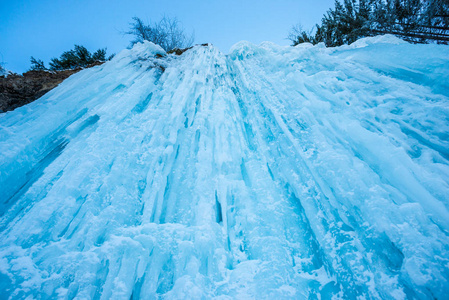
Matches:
[1,36,449,299]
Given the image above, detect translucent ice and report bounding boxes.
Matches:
[1,36,449,299]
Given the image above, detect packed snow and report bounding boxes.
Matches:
[0,35,448,299]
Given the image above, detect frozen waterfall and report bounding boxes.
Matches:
[0,36,449,299]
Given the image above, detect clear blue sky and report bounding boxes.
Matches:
[0,0,335,73]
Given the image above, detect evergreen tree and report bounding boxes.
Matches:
[92,48,107,61]
[30,57,47,71]
[48,45,113,71]
[289,0,449,47]
[288,24,318,45]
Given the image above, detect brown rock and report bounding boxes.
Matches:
[0,62,104,113]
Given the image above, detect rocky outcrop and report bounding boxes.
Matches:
[0,62,104,113]
[0,70,78,113]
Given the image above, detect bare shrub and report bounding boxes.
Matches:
[127,16,194,51]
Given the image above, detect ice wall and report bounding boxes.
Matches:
[0,36,448,299]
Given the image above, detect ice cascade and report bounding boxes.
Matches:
[1,37,449,299]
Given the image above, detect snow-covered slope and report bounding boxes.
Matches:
[0,36,448,299]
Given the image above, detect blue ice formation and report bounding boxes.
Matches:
[0,36,449,299]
